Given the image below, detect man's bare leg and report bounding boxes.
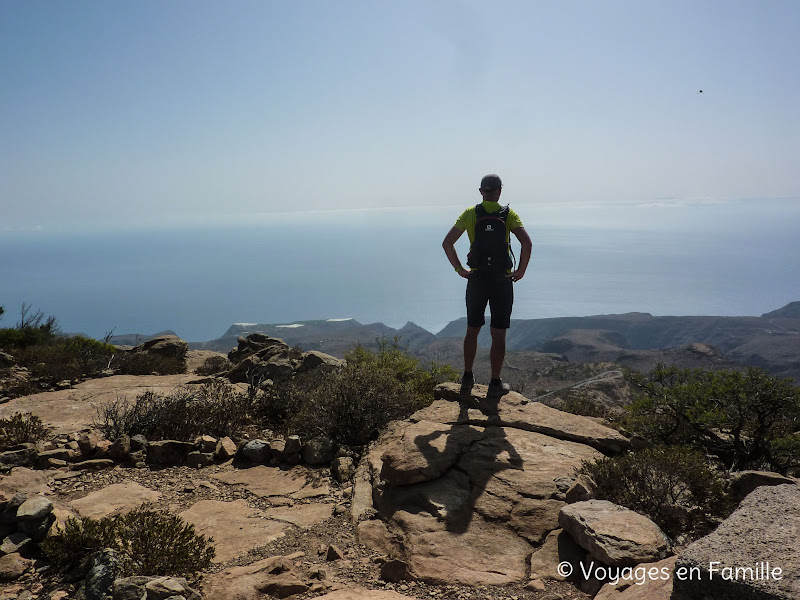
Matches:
[489,327,507,379]
[463,325,481,373]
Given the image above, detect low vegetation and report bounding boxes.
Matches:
[0,412,48,451]
[284,338,458,446]
[579,445,730,540]
[624,364,800,474]
[0,304,184,398]
[195,354,233,376]
[41,505,214,579]
[95,379,251,441]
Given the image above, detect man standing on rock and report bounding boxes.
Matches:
[442,174,532,395]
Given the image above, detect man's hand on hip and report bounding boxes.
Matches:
[507,270,525,282]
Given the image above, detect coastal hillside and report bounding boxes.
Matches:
[188,302,800,380]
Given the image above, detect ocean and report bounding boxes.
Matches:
[2,200,799,342]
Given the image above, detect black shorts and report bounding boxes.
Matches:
[466,271,514,329]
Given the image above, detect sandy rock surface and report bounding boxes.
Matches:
[357,383,622,587]
[673,483,800,600]
[0,373,599,600]
[0,374,201,434]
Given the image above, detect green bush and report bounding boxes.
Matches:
[624,365,800,473]
[111,351,186,376]
[41,504,214,578]
[556,395,611,419]
[285,337,458,446]
[13,336,116,383]
[578,445,730,539]
[95,379,251,441]
[0,304,60,350]
[0,412,48,451]
[195,354,233,376]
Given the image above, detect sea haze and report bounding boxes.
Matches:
[2,201,799,342]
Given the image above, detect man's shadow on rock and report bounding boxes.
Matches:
[410,394,523,534]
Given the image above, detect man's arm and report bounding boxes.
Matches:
[442,226,471,279]
[508,227,532,281]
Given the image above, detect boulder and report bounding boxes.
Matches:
[130,434,148,451]
[673,484,800,599]
[0,532,34,556]
[35,448,77,468]
[365,391,606,586]
[201,552,307,599]
[108,435,132,461]
[146,440,194,465]
[332,456,356,483]
[138,335,188,362]
[528,528,587,582]
[380,421,484,485]
[228,334,289,365]
[15,495,53,521]
[83,549,122,600]
[559,500,670,566]
[113,576,158,600]
[0,552,31,581]
[186,451,215,468]
[284,435,302,455]
[729,470,795,503]
[566,473,597,503]
[357,520,403,558]
[78,430,106,457]
[594,555,677,600]
[194,434,217,453]
[0,446,37,471]
[302,436,335,465]
[297,351,344,374]
[215,436,237,460]
[241,439,270,464]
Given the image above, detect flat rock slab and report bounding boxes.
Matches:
[559,500,670,567]
[179,499,288,563]
[432,384,631,454]
[380,420,485,485]
[373,421,602,586]
[70,482,162,520]
[595,556,677,600]
[210,465,309,498]
[0,374,200,433]
[0,468,50,496]
[201,554,303,600]
[673,483,800,600]
[263,503,334,527]
[392,507,532,586]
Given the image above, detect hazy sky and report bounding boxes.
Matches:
[2,0,799,230]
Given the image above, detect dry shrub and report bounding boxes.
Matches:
[195,355,233,376]
[95,379,251,441]
[579,445,730,539]
[41,504,214,578]
[0,412,48,451]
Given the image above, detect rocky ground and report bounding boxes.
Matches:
[3,345,799,600]
[0,351,594,600]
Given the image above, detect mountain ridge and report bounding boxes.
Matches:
[184,301,800,381]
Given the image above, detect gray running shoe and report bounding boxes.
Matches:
[487,379,511,396]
